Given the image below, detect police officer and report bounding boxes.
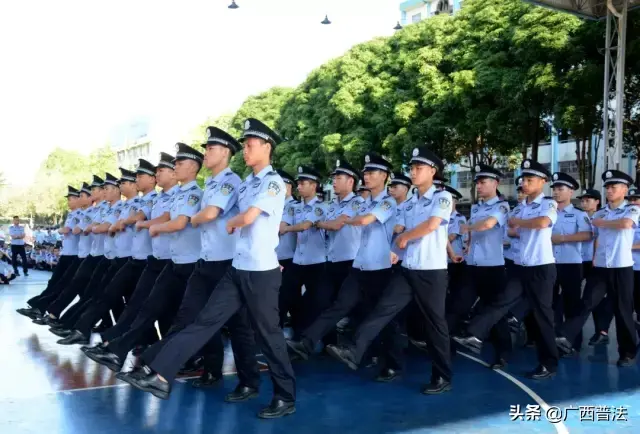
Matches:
[287,153,398,381]
[578,189,610,345]
[16,186,81,319]
[314,159,364,345]
[326,146,454,394]
[60,162,158,344]
[9,215,28,277]
[453,164,512,367]
[549,172,591,351]
[276,169,298,293]
[127,118,296,419]
[389,171,411,266]
[135,126,256,389]
[88,153,179,350]
[454,159,559,380]
[278,165,328,334]
[36,182,98,328]
[503,177,525,268]
[556,170,639,367]
[85,143,204,367]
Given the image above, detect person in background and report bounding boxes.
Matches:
[9,216,29,277]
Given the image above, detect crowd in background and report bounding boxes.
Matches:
[0,225,62,284]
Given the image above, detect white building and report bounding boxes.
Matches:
[400,0,463,25]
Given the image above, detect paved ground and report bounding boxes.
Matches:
[1,270,639,433]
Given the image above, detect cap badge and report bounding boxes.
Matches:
[553,174,558,181]
[390,173,395,179]
[244,120,250,130]
[365,155,370,163]
[298,166,303,173]
[207,127,213,139]
[523,160,530,169]
[412,148,419,157]
[583,190,587,194]
[606,171,612,179]
[175,143,180,152]
[336,160,340,167]
[475,165,480,172]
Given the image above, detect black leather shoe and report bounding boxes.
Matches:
[192,372,222,388]
[130,373,171,400]
[81,342,106,354]
[45,316,63,328]
[375,368,400,382]
[421,377,452,394]
[452,335,483,354]
[588,333,609,346]
[49,327,71,338]
[617,356,636,367]
[32,316,48,325]
[116,366,152,385]
[490,358,507,370]
[286,339,311,361]
[17,307,41,319]
[555,336,573,354]
[85,350,122,372]
[224,384,259,403]
[57,330,89,345]
[325,345,358,370]
[525,365,556,380]
[257,399,296,419]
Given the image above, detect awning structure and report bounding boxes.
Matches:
[524,0,640,20]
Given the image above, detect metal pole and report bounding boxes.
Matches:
[602,9,611,171]
[614,0,628,171]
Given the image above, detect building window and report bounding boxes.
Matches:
[412,13,422,23]
[558,161,579,176]
[500,170,515,186]
[458,171,472,188]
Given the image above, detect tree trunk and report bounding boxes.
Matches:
[587,135,593,189]
[531,118,540,161]
[575,138,583,188]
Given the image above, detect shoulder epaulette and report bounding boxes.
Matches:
[573,205,583,211]
[266,171,277,176]
[544,196,553,200]
[188,185,199,191]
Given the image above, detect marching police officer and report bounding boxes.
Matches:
[556,170,639,367]
[286,153,397,381]
[127,126,259,389]
[278,165,328,334]
[448,164,512,367]
[127,118,297,419]
[549,172,591,351]
[454,159,559,379]
[326,146,454,394]
[16,186,81,319]
[90,153,179,350]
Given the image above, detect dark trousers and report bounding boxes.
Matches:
[148,266,296,403]
[30,257,83,313]
[142,259,250,377]
[11,245,27,274]
[107,262,196,360]
[552,263,584,348]
[101,257,170,343]
[27,255,76,308]
[590,262,613,333]
[468,264,559,370]
[302,268,392,346]
[73,258,147,336]
[279,262,326,334]
[314,260,353,345]
[57,256,112,328]
[560,267,638,358]
[45,255,104,317]
[446,265,511,357]
[353,268,450,380]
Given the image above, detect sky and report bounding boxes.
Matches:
[0,0,400,187]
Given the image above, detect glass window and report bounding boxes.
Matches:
[500,170,515,186]
[458,171,472,188]
[412,13,422,23]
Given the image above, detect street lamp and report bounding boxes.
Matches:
[394,21,402,30]
[228,1,239,9]
[321,15,331,25]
